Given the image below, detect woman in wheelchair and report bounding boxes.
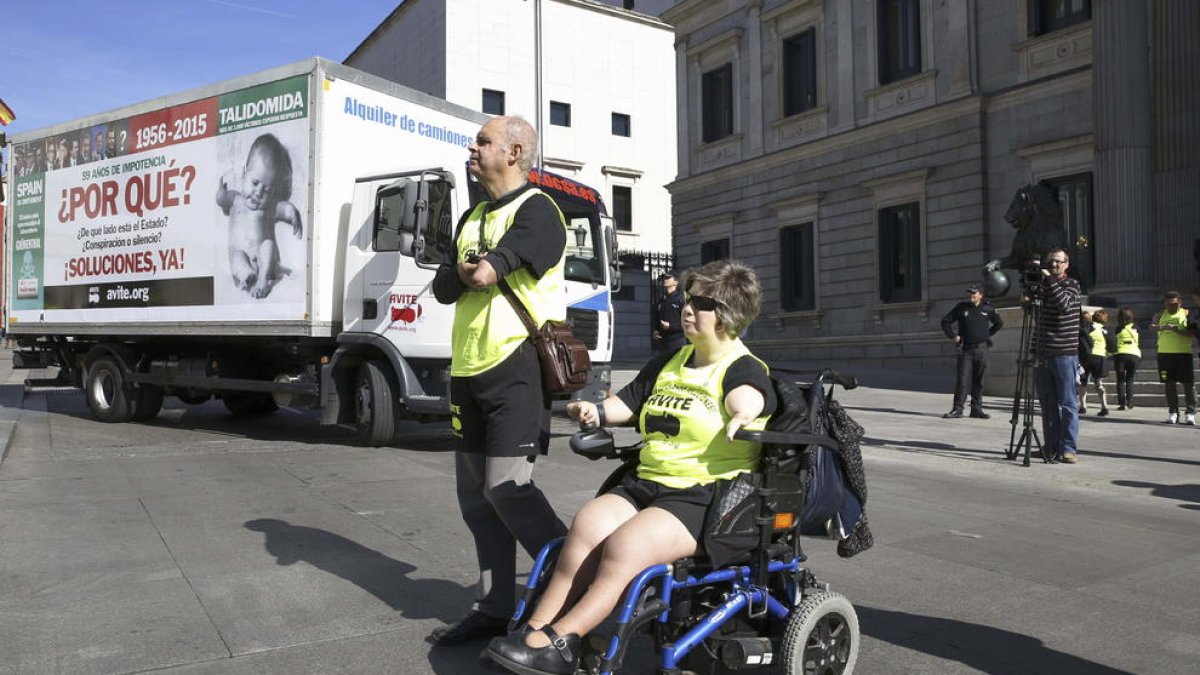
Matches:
[488,260,778,675]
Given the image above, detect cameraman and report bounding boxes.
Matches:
[1031,248,1082,464]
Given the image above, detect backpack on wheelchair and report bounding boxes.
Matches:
[503,369,870,675]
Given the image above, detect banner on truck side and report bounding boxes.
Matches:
[8,75,311,323]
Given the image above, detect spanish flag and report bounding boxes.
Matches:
[0,98,15,125]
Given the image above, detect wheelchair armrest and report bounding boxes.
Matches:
[734,429,840,451]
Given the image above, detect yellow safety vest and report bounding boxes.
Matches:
[1089,324,1107,357]
[1156,308,1191,355]
[636,342,770,488]
[451,187,566,377]
[1115,324,1141,357]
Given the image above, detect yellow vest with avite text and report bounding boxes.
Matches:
[1156,309,1191,354]
[637,342,770,489]
[1116,324,1141,357]
[451,188,567,377]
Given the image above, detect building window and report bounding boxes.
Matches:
[612,186,632,232]
[780,223,816,311]
[700,238,731,263]
[782,28,817,117]
[482,89,505,115]
[877,202,922,303]
[1029,0,1091,37]
[701,63,734,143]
[612,112,631,137]
[550,101,571,127]
[623,0,635,9]
[877,0,921,85]
[1043,174,1094,290]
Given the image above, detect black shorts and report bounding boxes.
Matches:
[1157,352,1195,384]
[1080,354,1108,382]
[450,340,551,457]
[606,472,715,541]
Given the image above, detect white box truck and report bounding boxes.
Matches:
[3,58,619,445]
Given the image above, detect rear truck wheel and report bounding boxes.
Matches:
[85,356,135,423]
[355,360,396,447]
[131,385,165,422]
[222,392,279,416]
[781,591,859,675]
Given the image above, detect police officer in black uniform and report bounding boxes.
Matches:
[941,284,1004,418]
[652,272,686,354]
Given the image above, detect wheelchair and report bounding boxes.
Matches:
[504,369,863,675]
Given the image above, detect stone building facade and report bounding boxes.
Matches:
[662,0,1199,370]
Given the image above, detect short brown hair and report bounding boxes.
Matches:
[680,260,762,338]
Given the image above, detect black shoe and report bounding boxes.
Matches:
[1098,408,1109,417]
[429,611,510,645]
[942,410,963,419]
[487,626,580,675]
[969,410,990,419]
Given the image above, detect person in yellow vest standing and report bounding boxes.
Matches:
[1151,291,1196,425]
[1078,309,1114,416]
[428,116,570,644]
[1112,307,1142,411]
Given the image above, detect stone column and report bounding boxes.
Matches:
[1092,0,1157,302]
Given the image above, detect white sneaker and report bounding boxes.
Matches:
[1186,413,1197,426]
[1166,412,1178,424]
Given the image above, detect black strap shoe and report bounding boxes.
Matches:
[487,625,581,675]
[969,410,990,419]
[942,410,963,419]
[428,610,509,645]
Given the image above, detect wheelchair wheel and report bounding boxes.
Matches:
[780,591,859,674]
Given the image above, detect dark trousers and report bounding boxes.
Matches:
[952,343,988,412]
[1113,354,1139,407]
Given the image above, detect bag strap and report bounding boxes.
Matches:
[497,278,539,339]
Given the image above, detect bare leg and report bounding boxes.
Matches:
[526,494,637,629]
[228,248,257,291]
[250,238,280,298]
[527,507,697,647]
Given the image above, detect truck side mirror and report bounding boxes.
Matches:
[602,218,621,291]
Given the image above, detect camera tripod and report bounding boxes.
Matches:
[1006,294,1056,466]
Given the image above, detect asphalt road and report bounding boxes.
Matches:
[1,359,1198,674]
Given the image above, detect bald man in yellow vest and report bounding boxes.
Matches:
[429,116,570,644]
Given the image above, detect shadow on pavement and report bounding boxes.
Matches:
[244,518,472,618]
[1112,480,1200,511]
[858,605,1134,674]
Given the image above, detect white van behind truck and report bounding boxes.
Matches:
[3,58,618,445]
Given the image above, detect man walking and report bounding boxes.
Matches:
[1151,291,1196,425]
[430,116,569,644]
[941,284,1004,418]
[1032,248,1082,463]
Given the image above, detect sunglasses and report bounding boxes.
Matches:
[685,292,722,312]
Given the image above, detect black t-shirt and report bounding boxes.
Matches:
[617,347,778,420]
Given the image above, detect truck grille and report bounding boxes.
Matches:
[567,308,599,350]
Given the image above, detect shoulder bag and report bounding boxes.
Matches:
[498,279,592,393]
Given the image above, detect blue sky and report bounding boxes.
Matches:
[1,0,400,135]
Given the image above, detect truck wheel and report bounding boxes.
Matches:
[780,592,859,675]
[355,360,396,447]
[222,393,279,416]
[132,385,165,422]
[86,356,135,423]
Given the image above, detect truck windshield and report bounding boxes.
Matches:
[564,216,602,285]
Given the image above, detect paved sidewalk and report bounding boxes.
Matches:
[2,350,1198,674]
